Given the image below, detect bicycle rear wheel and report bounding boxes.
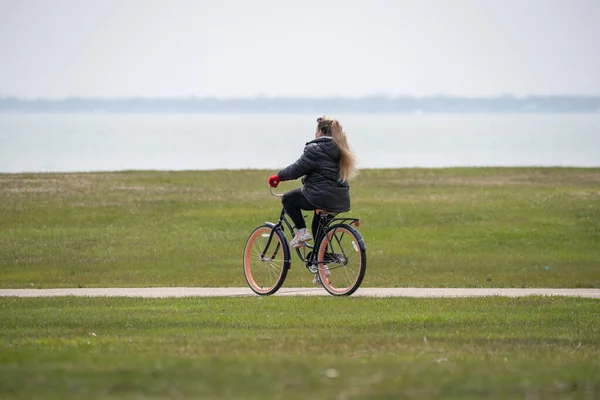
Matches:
[243,224,291,295]
[317,224,366,296]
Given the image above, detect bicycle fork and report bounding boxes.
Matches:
[259,225,282,263]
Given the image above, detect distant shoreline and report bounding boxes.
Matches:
[2,95,600,114]
[2,167,599,176]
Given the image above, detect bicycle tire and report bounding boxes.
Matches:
[316,223,366,296]
[243,224,291,295]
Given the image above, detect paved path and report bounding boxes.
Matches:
[1,287,598,298]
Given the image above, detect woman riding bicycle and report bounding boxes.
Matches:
[268,116,358,248]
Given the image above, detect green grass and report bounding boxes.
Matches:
[2,168,598,399]
[1,296,598,399]
[1,168,599,288]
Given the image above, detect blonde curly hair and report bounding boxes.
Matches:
[317,116,358,182]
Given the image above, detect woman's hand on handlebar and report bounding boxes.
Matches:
[268,174,280,188]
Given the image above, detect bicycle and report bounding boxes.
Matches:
[243,186,367,296]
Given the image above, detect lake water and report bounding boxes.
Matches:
[0,113,599,173]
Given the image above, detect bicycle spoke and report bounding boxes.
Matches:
[266,261,282,273]
[334,232,350,262]
[341,261,356,284]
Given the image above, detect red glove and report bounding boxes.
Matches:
[268,174,280,188]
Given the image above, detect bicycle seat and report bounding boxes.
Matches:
[315,209,337,217]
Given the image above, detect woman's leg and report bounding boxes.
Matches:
[282,188,316,230]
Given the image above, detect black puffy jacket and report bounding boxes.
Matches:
[278,136,351,213]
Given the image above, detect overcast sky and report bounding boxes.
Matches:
[1,0,599,98]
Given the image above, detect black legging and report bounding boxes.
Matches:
[281,188,319,238]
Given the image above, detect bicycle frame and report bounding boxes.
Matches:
[260,205,361,269]
[259,208,308,266]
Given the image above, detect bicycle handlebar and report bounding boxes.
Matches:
[269,186,284,197]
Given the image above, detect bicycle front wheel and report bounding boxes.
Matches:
[243,224,291,295]
[317,224,366,296]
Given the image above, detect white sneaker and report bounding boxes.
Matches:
[290,228,312,248]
